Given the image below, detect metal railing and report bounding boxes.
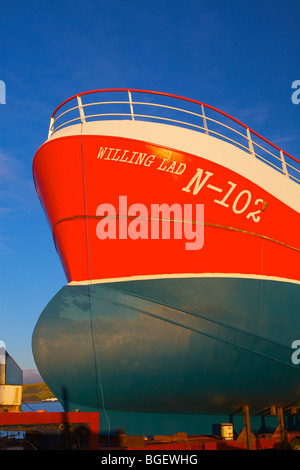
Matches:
[48,89,300,184]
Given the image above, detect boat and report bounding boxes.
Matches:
[32,89,300,435]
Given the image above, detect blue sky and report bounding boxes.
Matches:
[0,0,299,371]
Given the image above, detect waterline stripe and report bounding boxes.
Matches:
[68,272,300,286]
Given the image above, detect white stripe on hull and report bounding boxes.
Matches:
[68,272,300,286]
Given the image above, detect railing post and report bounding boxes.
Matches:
[201,104,209,135]
[128,91,135,121]
[77,95,86,123]
[246,128,255,157]
[48,117,55,139]
[280,150,289,178]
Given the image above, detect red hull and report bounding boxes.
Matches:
[33,134,300,284]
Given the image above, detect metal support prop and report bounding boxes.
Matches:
[243,405,252,450]
[236,404,255,449]
[269,406,288,449]
[277,407,286,449]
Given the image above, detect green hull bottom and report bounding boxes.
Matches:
[32,276,300,435]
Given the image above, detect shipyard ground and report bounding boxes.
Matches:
[1,409,300,451]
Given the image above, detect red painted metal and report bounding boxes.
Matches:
[0,411,100,450]
[33,134,300,284]
[1,412,298,450]
[109,432,300,450]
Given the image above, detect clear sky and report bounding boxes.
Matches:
[0,0,300,371]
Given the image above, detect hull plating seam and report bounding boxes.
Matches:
[66,282,294,369]
[52,214,300,253]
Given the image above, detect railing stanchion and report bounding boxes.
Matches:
[46,89,300,182]
[201,104,209,135]
[77,95,86,123]
[246,128,255,157]
[280,150,289,178]
[128,91,135,121]
[48,117,55,139]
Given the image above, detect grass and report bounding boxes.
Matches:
[22,382,56,402]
